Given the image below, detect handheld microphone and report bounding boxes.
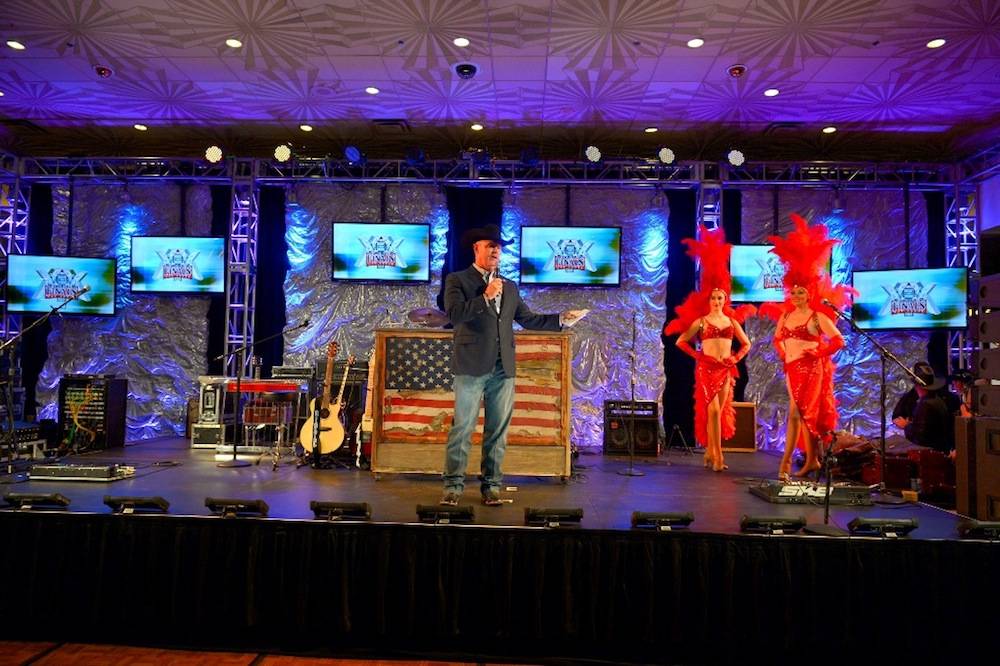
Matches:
[74,285,91,298]
[821,298,833,307]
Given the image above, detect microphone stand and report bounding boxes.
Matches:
[213,320,309,469]
[824,304,924,495]
[618,312,644,477]
[1,290,85,481]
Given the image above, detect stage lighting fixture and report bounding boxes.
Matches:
[631,511,694,531]
[524,507,583,528]
[416,504,474,524]
[405,146,426,166]
[205,497,269,518]
[657,147,675,164]
[847,516,918,538]
[310,500,371,521]
[585,145,602,162]
[205,145,223,163]
[519,146,540,167]
[3,492,70,511]
[344,145,366,164]
[740,514,806,535]
[727,149,745,167]
[273,144,292,162]
[103,495,169,514]
[957,519,1000,540]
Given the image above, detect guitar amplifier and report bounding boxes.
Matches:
[603,401,660,456]
[57,375,128,450]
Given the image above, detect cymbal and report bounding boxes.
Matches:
[407,307,449,327]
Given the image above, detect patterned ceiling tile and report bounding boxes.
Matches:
[678,75,798,125]
[705,0,894,71]
[815,71,984,124]
[485,1,553,56]
[231,69,359,121]
[0,0,159,68]
[885,0,1000,65]
[135,0,347,71]
[525,70,653,123]
[0,70,96,119]
[548,0,685,70]
[84,69,232,121]
[392,72,495,121]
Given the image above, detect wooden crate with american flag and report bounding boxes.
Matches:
[370,329,572,478]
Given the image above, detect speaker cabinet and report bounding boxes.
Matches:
[979,272,1000,309]
[973,348,1000,380]
[955,417,978,517]
[971,310,1000,343]
[973,384,1000,417]
[722,401,757,452]
[603,401,660,456]
[975,416,1000,520]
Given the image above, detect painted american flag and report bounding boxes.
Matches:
[380,334,565,446]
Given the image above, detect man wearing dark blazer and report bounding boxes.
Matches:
[440,224,585,506]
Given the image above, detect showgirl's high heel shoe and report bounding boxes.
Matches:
[778,461,792,483]
[703,451,713,468]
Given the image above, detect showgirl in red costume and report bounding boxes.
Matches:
[665,227,755,472]
[760,214,854,481]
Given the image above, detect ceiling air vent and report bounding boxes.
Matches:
[762,121,804,135]
[372,119,411,133]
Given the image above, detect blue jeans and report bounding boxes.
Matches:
[442,356,515,494]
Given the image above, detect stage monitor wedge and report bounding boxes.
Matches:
[332,222,431,283]
[130,236,225,294]
[6,254,117,316]
[205,497,269,518]
[520,226,621,286]
[851,267,967,331]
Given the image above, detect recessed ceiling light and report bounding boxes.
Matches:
[764,88,780,97]
[0,90,5,97]
[225,38,242,48]
[6,40,26,50]
[686,38,704,48]
[470,123,484,131]
[926,38,946,49]
[822,126,837,134]
[365,86,380,95]
[299,124,313,132]
[133,124,148,131]
[453,37,470,48]
[644,127,658,133]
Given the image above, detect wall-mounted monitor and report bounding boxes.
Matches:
[332,222,430,282]
[851,267,968,330]
[5,254,117,315]
[130,236,226,294]
[730,244,833,303]
[519,226,621,286]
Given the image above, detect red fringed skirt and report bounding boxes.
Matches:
[785,355,838,449]
[694,354,737,447]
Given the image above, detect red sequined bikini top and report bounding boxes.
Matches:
[777,317,821,343]
[701,318,734,341]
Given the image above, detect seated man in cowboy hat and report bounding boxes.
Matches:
[439,224,586,507]
[897,362,953,453]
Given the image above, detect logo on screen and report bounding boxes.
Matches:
[545,239,595,273]
[36,268,91,301]
[754,257,786,292]
[880,282,940,317]
[357,235,408,269]
[156,248,202,281]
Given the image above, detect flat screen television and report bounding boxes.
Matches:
[5,254,117,315]
[851,267,968,330]
[519,226,621,286]
[332,222,430,282]
[730,244,833,303]
[130,236,226,293]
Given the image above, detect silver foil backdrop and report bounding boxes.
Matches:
[741,188,931,451]
[38,183,212,441]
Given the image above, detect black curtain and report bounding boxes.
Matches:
[722,189,748,401]
[438,187,504,311]
[924,192,948,374]
[20,184,53,420]
[254,187,290,377]
[205,186,230,376]
[662,190,697,440]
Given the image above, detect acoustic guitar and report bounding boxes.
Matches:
[299,341,344,454]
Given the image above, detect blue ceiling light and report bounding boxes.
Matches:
[344,145,365,164]
[404,146,426,166]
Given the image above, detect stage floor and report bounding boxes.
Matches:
[1,437,966,538]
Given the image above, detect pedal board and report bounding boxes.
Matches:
[30,463,135,482]
[749,480,874,506]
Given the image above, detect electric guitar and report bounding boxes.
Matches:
[299,341,341,453]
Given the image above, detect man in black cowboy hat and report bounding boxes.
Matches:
[439,224,586,507]
[894,362,953,453]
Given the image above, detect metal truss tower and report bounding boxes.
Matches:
[223,165,259,378]
[0,159,30,340]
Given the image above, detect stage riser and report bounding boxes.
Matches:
[372,441,569,477]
